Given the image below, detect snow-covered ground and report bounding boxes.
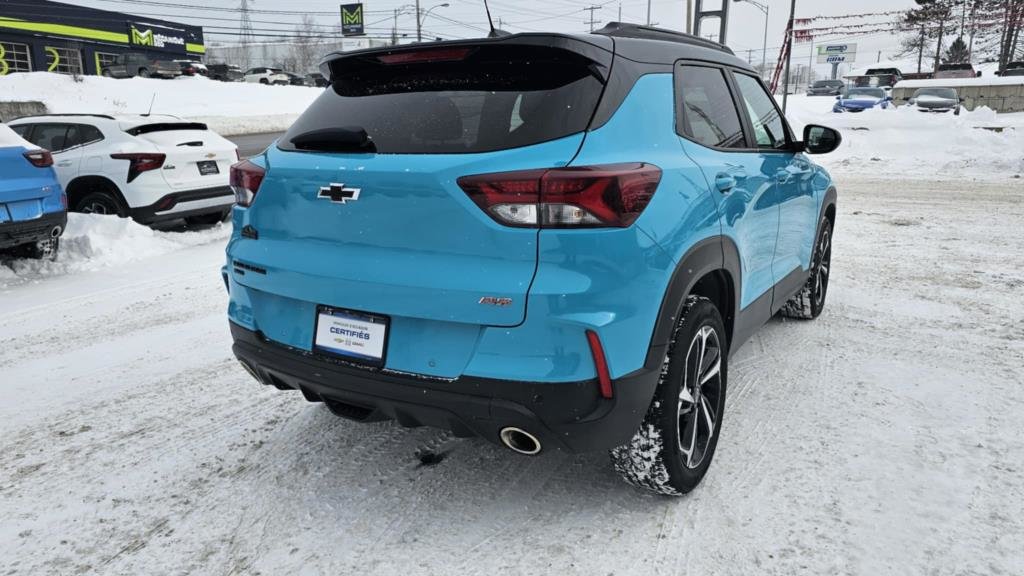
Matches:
[783,94,1024,180]
[1,176,1022,575]
[0,72,321,135]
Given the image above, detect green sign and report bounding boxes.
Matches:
[341,3,364,36]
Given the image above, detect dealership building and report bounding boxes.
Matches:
[0,0,204,76]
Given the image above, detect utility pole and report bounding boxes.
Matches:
[646,0,651,25]
[584,5,601,32]
[618,3,622,22]
[685,0,692,34]
[238,0,255,69]
[415,0,422,42]
[392,8,400,45]
[781,0,796,114]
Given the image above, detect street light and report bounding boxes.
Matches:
[416,1,449,42]
[733,0,769,80]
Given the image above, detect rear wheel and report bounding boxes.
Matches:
[781,217,833,320]
[138,68,150,78]
[16,237,60,261]
[259,78,269,85]
[75,191,125,217]
[610,296,727,495]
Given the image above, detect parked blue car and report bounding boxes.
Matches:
[833,87,892,112]
[225,24,841,495]
[0,124,66,260]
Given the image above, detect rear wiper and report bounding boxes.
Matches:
[289,126,377,153]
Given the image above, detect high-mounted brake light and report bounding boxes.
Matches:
[23,149,53,168]
[586,330,614,399]
[376,47,473,65]
[230,159,265,207]
[457,163,662,228]
[110,153,165,183]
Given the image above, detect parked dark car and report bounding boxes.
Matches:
[308,72,330,87]
[997,62,1024,77]
[207,64,244,82]
[101,52,181,79]
[807,80,846,96]
[174,60,208,76]
[934,63,979,79]
[908,87,962,115]
[282,72,311,86]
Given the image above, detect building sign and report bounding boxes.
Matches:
[341,3,364,36]
[817,43,857,64]
[128,22,187,51]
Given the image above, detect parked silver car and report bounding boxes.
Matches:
[908,87,962,115]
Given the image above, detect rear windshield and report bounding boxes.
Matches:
[126,122,208,135]
[279,45,603,154]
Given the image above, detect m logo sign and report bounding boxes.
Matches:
[340,3,364,36]
[130,27,155,47]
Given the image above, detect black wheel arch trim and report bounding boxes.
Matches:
[644,235,742,369]
[66,175,129,212]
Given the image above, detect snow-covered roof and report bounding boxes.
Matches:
[895,76,1024,88]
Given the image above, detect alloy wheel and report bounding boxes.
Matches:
[814,227,832,308]
[677,324,723,469]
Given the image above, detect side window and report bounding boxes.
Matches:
[676,65,746,149]
[25,124,70,152]
[63,125,84,149]
[11,124,31,138]
[732,73,789,149]
[79,125,104,146]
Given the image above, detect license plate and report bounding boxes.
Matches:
[197,161,219,176]
[314,307,389,365]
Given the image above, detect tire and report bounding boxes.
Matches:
[17,237,60,261]
[610,296,728,496]
[75,191,125,217]
[138,68,150,78]
[259,78,269,85]
[781,217,833,320]
[185,211,228,227]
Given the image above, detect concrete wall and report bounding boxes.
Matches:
[0,100,47,122]
[893,83,1024,113]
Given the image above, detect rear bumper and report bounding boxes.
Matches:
[230,322,661,454]
[0,210,66,249]
[130,186,234,223]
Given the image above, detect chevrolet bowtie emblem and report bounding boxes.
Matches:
[318,183,361,204]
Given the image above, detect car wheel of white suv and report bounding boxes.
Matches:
[76,191,125,217]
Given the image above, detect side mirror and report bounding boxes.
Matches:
[803,125,842,155]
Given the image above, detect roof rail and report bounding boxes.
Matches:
[593,22,734,55]
[10,113,117,121]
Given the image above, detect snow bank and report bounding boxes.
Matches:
[784,95,1024,180]
[0,213,229,288]
[895,76,1024,88]
[0,72,322,136]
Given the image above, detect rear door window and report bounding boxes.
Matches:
[281,45,604,154]
[25,123,70,152]
[676,65,746,149]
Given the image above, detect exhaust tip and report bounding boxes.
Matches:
[50,225,62,238]
[499,427,542,456]
[237,359,262,383]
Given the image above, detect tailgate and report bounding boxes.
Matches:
[132,126,235,190]
[0,146,58,221]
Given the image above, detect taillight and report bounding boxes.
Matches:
[457,163,661,228]
[110,153,166,183]
[23,149,53,168]
[230,159,265,207]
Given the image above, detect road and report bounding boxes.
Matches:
[1,177,1022,575]
[227,131,284,158]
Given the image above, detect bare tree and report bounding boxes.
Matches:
[289,15,323,73]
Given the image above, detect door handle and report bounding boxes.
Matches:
[715,172,736,193]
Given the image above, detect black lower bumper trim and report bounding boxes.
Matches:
[0,211,67,249]
[230,322,660,453]
[130,186,233,224]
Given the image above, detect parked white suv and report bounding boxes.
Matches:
[244,67,290,85]
[8,114,238,226]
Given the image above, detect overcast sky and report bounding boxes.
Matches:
[61,0,927,73]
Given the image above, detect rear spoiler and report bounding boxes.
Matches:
[318,33,613,83]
